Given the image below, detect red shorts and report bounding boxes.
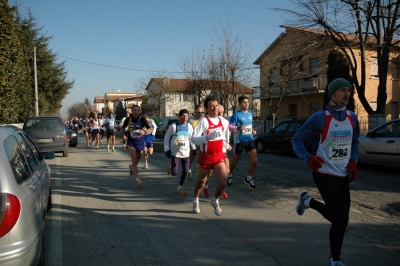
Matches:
[198,151,225,170]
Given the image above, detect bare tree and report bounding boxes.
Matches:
[274,0,400,117]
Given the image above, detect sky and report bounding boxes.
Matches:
[10,0,295,118]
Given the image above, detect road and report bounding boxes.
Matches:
[43,134,400,266]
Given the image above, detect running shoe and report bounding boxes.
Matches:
[112,148,115,152]
[100,140,103,144]
[123,144,126,149]
[210,198,222,216]
[136,179,143,187]
[296,189,311,216]
[92,141,94,146]
[177,189,186,196]
[144,163,148,169]
[187,171,193,179]
[193,198,200,214]
[167,163,171,175]
[107,148,110,152]
[96,146,99,150]
[129,164,133,176]
[203,188,210,198]
[221,191,228,198]
[329,259,346,266]
[244,178,256,190]
[227,176,233,187]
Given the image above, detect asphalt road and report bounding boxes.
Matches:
[43,133,400,266]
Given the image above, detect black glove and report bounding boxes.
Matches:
[165,150,171,159]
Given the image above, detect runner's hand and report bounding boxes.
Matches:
[347,160,358,183]
[165,150,171,159]
[307,155,325,172]
[206,131,218,141]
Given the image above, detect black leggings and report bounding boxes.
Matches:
[310,172,350,261]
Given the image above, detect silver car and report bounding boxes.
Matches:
[0,125,54,265]
[358,118,400,167]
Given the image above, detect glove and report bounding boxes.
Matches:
[347,160,358,183]
[165,150,171,159]
[192,150,197,157]
[307,155,325,172]
[206,131,218,141]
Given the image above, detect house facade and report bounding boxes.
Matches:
[94,92,142,114]
[145,77,254,119]
[254,26,400,125]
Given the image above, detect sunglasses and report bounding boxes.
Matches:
[197,111,204,114]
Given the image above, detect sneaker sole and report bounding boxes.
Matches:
[296,189,307,216]
[210,201,222,216]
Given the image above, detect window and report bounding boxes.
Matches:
[170,93,181,102]
[16,133,39,172]
[271,68,278,84]
[4,136,30,184]
[370,57,378,78]
[310,57,320,76]
[183,94,191,101]
[375,121,400,137]
[274,121,289,133]
[288,104,297,118]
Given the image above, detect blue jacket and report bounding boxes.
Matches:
[291,107,360,164]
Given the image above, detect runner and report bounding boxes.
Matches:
[72,116,79,134]
[98,113,105,144]
[83,116,91,147]
[164,109,195,195]
[90,112,101,149]
[202,104,231,198]
[188,105,204,179]
[141,111,157,169]
[120,111,130,149]
[103,112,116,152]
[292,78,360,266]
[121,105,152,187]
[191,96,230,216]
[228,95,258,190]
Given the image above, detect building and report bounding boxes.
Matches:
[254,26,400,125]
[93,92,142,114]
[145,77,253,119]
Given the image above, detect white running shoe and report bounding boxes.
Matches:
[192,198,200,214]
[144,163,148,169]
[211,198,222,216]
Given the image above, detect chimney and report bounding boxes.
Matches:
[163,77,169,84]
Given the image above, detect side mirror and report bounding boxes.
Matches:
[270,128,276,133]
[42,152,55,159]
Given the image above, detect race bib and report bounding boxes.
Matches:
[328,142,351,161]
[74,124,78,127]
[208,127,223,141]
[130,129,141,138]
[242,125,252,135]
[108,121,115,127]
[174,135,189,150]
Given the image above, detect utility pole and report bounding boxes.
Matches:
[33,47,39,116]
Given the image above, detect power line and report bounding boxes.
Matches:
[58,54,259,74]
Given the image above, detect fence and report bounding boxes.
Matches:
[253,119,370,135]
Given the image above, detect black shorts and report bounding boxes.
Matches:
[92,129,100,135]
[107,129,115,138]
[234,141,256,155]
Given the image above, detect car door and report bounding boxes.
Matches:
[360,120,400,165]
[267,121,290,150]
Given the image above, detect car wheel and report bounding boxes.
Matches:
[256,141,264,153]
[63,148,69,157]
[70,141,78,147]
[36,235,45,266]
[46,187,52,212]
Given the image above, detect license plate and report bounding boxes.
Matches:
[37,138,53,143]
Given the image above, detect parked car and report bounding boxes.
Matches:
[253,118,309,153]
[65,125,78,147]
[358,118,400,167]
[155,117,179,138]
[0,125,55,266]
[23,116,69,157]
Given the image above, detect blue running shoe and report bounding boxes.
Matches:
[296,189,311,216]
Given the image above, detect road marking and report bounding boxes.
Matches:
[47,157,63,266]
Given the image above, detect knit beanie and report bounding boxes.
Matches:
[328,78,352,97]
